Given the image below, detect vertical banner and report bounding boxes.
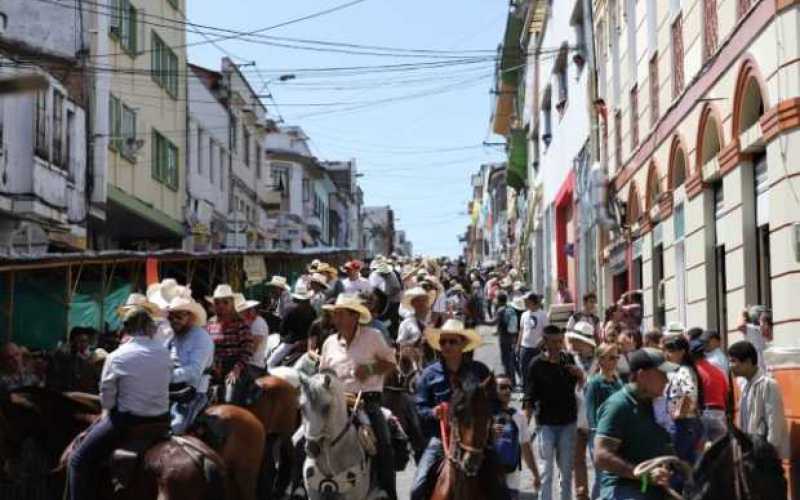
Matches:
[145,258,159,285]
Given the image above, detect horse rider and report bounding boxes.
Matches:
[411,319,507,500]
[235,294,269,378]
[319,293,398,500]
[164,294,214,435]
[369,257,403,339]
[342,259,372,295]
[265,275,293,319]
[205,284,255,404]
[397,287,433,368]
[267,280,318,369]
[68,298,171,500]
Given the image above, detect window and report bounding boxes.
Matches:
[625,0,637,87]
[271,163,290,198]
[209,139,215,183]
[152,129,178,190]
[256,145,262,179]
[571,2,586,72]
[646,0,657,54]
[110,0,138,55]
[34,90,48,159]
[671,14,685,98]
[167,0,179,9]
[610,0,622,105]
[554,47,569,114]
[66,110,75,173]
[649,54,659,126]
[702,0,718,62]
[120,104,136,161]
[230,116,238,153]
[108,94,120,151]
[614,110,623,170]
[302,177,310,202]
[754,155,772,309]
[219,147,225,188]
[653,241,666,328]
[542,85,553,146]
[630,85,639,148]
[674,202,687,325]
[597,20,608,99]
[243,129,250,166]
[738,0,752,19]
[151,32,178,97]
[52,90,64,167]
[196,128,204,174]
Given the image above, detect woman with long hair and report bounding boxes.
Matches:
[662,335,704,489]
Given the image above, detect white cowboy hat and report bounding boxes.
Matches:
[233,293,260,314]
[117,293,161,321]
[449,283,465,294]
[265,276,290,291]
[401,287,430,311]
[663,321,686,339]
[146,278,191,310]
[397,323,423,346]
[323,293,372,324]
[166,295,208,327]
[510,296,526,311]
[566,321,597,348]
[425,318,482,352]
[292,280,315,301]
[205,284,236,303]
[308,273,330,289]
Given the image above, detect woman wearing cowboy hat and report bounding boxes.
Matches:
[164,295,214,434]
[319,293,398,499]
[411,319,501,500]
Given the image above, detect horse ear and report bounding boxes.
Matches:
[480,375,494,388]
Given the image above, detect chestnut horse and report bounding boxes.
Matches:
[430,376,507,500]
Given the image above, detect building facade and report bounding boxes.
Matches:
[362,205,395,258]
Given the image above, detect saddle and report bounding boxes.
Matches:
[110,421,170,491]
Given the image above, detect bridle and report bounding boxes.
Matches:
[304,391,362,467]
[440,402,492,477]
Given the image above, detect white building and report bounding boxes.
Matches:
[322,159,364,250]
[362,205,395,258]
[0,1,88,254]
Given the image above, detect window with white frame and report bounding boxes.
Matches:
[52,89,65,168]
[625,0,637,88]
[674,200,687,325]
[609,0,622,106]
[34,90,48,159]
[197,128,204,175]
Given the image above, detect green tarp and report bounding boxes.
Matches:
[68,282,133,335]
[507,129,528,191]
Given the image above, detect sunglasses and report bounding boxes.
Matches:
[439,338,463,346]
[497,384,513,391]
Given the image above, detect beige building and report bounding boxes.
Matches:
[89,0,187,249]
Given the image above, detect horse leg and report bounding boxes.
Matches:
[259,434,278,499]
[274,434,295,497]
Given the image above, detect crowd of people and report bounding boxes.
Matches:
[0,255,789,500]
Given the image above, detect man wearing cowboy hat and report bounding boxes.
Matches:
[265,275,293,319]
[206,284,255,405]
[369,257,403,339]
[319,294,398,499]
[342,259,372,295]
[68,302,171,500]
[411,319,499,500]
[234,294,269,376]
[165,295,214,434]
[267,280,317,369]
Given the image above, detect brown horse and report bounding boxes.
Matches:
[430,376,507,500]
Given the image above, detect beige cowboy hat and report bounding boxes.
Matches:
[425,318,482,352]
[566,321,597,348]
[308,272,330,289]
[316,264,338,281]
[146,278,190,310]
[265,275,291,291]
[322,293,372,324]
[401,287,430,311]
[117,293,161,321]
[166,295,208,327]
[233,293,260,314]
[292,279,315,301]
[205,284,236,303]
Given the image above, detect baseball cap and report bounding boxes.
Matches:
[689,339,706,356]
[628,348,679,374]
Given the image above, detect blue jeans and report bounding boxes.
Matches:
[68,414,124,500]
[600,482,667,500]
[170,392,208,435]
[499,335,518,386]
[670,417,702,491]
[411,437,445,500]
[537,423,577,500]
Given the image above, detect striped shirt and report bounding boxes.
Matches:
[207,316,253,379]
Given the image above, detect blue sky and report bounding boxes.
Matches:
[187,0,508,257]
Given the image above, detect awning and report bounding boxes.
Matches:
[507,129,528,191]
[554,170,576,207]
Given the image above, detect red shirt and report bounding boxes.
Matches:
[696,358,728,410]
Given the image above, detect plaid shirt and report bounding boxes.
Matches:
[207,316,253,379]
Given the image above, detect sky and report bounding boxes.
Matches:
[187,0,508,257]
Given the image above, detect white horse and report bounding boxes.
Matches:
[293,369,388,500]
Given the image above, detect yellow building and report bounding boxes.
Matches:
[90,0,187,249]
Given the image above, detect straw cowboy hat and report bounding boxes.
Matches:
[308,273,330,289]
[316,263,338,281]
[265,276,291,291]
[117,293,161,321]
[146,278,191,310]
[166,295,208,327]
[566,321,597,348]
[292,280,315,301]
[401,287,430,310]
[205,284,236,303]
[425,318,482,352]
[323,293,372,324]
[233,293,260,314]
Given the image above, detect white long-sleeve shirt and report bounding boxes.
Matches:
[168,325,215,393]
[100,335,171,417]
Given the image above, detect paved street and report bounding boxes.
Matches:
[397,325,547,500]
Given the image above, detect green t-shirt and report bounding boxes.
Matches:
[595,384,673,494]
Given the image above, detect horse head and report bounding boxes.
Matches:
[298,369,347,459]
[448,375,495,477]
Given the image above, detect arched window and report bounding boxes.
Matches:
[645,162,662,212]
[669,136,689,189]
[627,182,642,226]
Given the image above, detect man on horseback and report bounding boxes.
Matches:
[206,284,255,404]
[411,319,500,500]
[319,293,398,499]
[164,295,214,435]
[68,301,172,500]
[267,280,318,369]
[593,348,677,500]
